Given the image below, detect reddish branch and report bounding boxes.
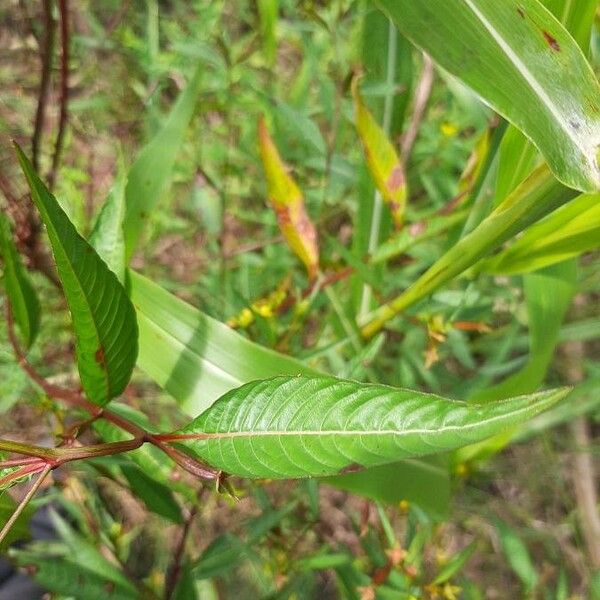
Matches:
[4,305,223,485]
[32,0,56,172]
[48,0,69,191]
[164,501,200,599]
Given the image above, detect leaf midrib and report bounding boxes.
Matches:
[37,191,111,402]
[462,0,592,160]
[187,396,551,440]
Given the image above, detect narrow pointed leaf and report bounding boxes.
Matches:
[177,375,568,479]
[362,165,578,337]
[89,162,127,282]
[483,193,600,274]
[124,64,203,259]
[352,78,407,229]
[15,144,138,406]
[0,213,40,348]
[374,0,600,192]
[257,116,320,280]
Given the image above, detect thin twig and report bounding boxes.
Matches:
[48,0,69,191]
[401,53,434,164]
[164,501,200,599]
[32,0,56,173]
[6,304,221,482]
[561,298,600,570]
[0,465,51,546]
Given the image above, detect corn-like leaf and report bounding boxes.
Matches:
[15,144,138,406]
[352,78,407,229]
[130,270,316,415]
[375,0,600,192]
[178,375,568,479]
[257,116,319,280]
[483,193,600,274]
[0,213,40,348]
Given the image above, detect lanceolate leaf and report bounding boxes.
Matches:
[0,213,40,348]
[177,375,568,479]
[352,78,407,229]
[257,116,320,280]
[124,64,203,259]
[374,0,600,192]
[15,144,138,406]
[89,161,127,282]
[130,271,450,511]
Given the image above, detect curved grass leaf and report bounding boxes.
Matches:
[89,160,127,282]
[124,64,203,259]
[482,193,600,274]
[178,375,568,479]
[0,213,40,348]
[374,0,600,192]
[129,270,316,415]
[15,143,138,406]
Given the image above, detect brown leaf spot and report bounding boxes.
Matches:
[95,346,105,366]
[543,31,560,51]
[337,463,363,475]
[516,6,525,18]
[386,164,405,193]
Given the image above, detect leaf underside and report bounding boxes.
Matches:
[179,375,568,479]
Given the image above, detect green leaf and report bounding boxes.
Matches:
[177,375,568,479]
[482,194,600,274]
[124,64,203,259]
[473,260,576,402]
[193,533,249,580]
[129,270,316,415]
[15,143,138,406]
[432,542,477,585]
[121,464,183,523]
[257,0,278,65]
[12,550,138,599]
[495,519,538,592]
[362,165,578,337]
[0,494,33,551]
[89,160,127,282]
[324,457,450,519]
[11,512,138,598]
[375,0,600,192]
[0,212,40,348]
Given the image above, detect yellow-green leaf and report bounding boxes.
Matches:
[352,78,407,229]
[257,116,319,280]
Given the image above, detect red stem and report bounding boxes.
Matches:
[48,0,69,191]
[5,305,220,482]
[32,0,56,172]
